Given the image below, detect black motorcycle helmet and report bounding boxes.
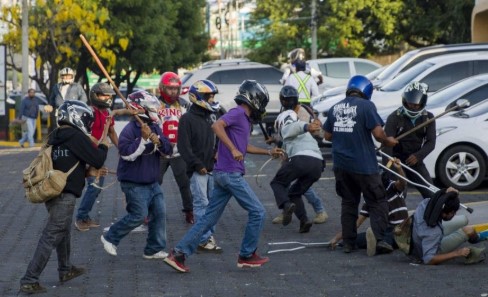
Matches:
[402,81,428,119]
[234,80,269,122]
[279,85,299,110]
[89,82,116,108]
[56,100,94,135]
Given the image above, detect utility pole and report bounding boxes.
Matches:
[21,0,29,94]
[311,0,317,59]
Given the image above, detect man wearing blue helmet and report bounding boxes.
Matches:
[323,75,398,255]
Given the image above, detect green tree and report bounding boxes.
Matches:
[0,0,124,97]
[400,0,474,47]
[101,0,209,94]
[247,0,404,65]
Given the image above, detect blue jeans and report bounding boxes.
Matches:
[19,116,36,147]
[104,182,166,255]
[21,193,76,285]
[190,172,215,244]
[76,176,104,221]
[175,171,266,258]
[303,187,325,213]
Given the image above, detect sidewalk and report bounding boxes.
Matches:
[0,138,487,297]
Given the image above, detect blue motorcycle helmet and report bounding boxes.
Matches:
[346,75,373,100]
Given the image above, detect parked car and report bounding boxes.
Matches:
[370,52,488,109]
[372,42,488,88]
[423,100,488,190]
[312,43,488,108]
[180,63,283,125]
[310,65,387,107]
[307,57,381,92]
[314,52,488,128]
[378,73,488,121]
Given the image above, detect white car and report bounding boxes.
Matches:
[378,73,488,121]
[316,52,488,127]
[307,57,381,92]
[424,100,488,190]
[180,62,283,125]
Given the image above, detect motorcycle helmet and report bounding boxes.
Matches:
[59,67,75,84]
[346,75,373,100]
[279,85,299,110]
[89,82,116,108]
[188,80,220,112]
[159,72,181,104]
[234,80,269,122]
[288,48,306,64]
[127,90,162,124]
[56,100,94,135]
[402,81,428,119]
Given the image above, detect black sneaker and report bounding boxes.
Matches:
[376,240,394,254]
[59,265,86,283]
[282,203,296,226]
[299,220,313,233]
[20,282,47,294]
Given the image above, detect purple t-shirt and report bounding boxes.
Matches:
[214,106,251,174]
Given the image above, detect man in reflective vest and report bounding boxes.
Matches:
[284,59,320,106]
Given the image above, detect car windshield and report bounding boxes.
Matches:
[427,78,483,107]
[379,61,433,92]
[375,51,416,81]
[181,72,193,85]
[453,100,488,118]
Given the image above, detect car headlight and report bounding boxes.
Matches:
[436,126,457,137]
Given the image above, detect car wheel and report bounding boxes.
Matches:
[437,145,486,191]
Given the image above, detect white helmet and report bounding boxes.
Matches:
[59,67,75,84]
[287,48,306,64]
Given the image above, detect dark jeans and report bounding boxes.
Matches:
[270,155,322,222]
[159,156,193,212]
[334,168,389,246]
[21,193,76,285]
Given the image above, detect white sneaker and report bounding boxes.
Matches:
[130,224,148,233]
[143,251,168,259]
[101,235,117,256]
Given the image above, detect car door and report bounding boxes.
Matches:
[419,61,472,93]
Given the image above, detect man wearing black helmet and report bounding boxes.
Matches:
[20,101,108,294]
[383,81,436,199]
[74,82,119,232]
[270,85,325,233]
[269,85,328,227]
[164,80,283,273]
[323,75,398,254]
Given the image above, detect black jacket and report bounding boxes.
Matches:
[384,108,436,162]
[48,125,108,197]
[177,104,217,175]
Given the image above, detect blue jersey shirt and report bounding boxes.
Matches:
[323,96,383,174]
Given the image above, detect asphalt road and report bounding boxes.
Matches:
[0,135,487,297]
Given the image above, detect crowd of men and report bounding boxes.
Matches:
[17,55,487,294]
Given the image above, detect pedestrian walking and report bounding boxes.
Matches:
[18,88,41,148]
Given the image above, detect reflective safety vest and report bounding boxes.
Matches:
[293,73,312,104]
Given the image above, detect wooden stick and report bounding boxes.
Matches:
[79,34,144,125]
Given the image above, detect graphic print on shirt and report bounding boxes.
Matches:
[332,102,357,133]
[159,104,184,144]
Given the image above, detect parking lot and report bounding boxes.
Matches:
[0,134,487,297]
